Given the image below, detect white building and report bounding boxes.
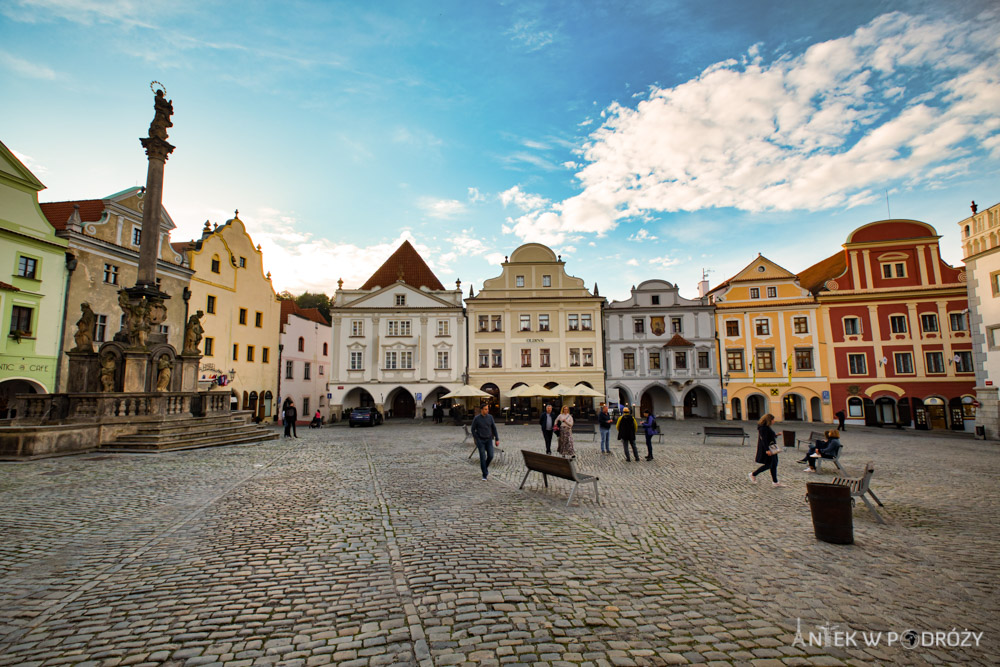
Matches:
[328,241,465,420]
[278,300,331,423]
[959,199,1000,439]
[604,279,720,419]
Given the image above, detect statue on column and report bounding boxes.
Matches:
[183,310,204,354]
[149,89,174,141]
[100,354,117,392]
[71,302,96,352]
[118,292,152,348]
[155,356,173,392]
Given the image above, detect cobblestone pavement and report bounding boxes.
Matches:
[0,420,997,666]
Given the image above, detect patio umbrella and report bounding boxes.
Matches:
[561,384,605,398]
[521,384,559,397]
[440,385,491,399]
[505,384,535,398]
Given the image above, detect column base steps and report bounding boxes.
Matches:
[99,415,279,453]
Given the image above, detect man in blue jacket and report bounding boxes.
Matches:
[598,403,613,453]
[471,404,500,480]
[539,404,556,454]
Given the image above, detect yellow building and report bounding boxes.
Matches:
[708,255,831,424]
[466,243,605,408]
[174,215,280,419]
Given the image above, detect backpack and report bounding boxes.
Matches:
[650,417,658,431]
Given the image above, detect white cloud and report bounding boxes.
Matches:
[506,19,555,52]
[0,50,56,79]
[467,187,485,203]
[499,185,549,211]
[626,258,639,266]
[417,196,467,219]
[628,228,658,241]
[648,255,680,268]
[9,148,48,175]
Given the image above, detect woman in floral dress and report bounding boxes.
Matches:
[555,404,575,457]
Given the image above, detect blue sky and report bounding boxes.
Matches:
[2,0,998,302]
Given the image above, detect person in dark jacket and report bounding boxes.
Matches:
[597,404,613,453]
[471,403,500,480]
[749,413,784,486]
[283,399,299,438]
[616,408,639,462]
[804,430,842,471]
[640,410,656,461]
[835,409,846,431]
[539,404,556,454]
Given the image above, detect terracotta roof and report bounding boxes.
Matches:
[280,299,330,328]
[797,251,847,294]
[360,240,445,291]
[170,241,193,254]
[664,333,694,347]
[39,200,106,229]
[0,281,20,292]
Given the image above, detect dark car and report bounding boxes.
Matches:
[349,407,383,427]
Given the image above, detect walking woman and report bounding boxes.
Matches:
[749,413,785,487]
[555,404,575,457]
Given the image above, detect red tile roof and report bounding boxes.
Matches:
[0,281,20,292]
[664,333,694,347]
[39,200,106,229]
[280,299,330,327]
[360,240,445,291]
[797,251,847,294]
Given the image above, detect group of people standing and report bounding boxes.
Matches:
[540,403,657,462]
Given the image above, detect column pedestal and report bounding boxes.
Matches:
[974,385,999,440]
[122,351,151,393]
[66,350,100,393]
[174,354,201,392]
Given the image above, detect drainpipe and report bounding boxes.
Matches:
[53,252,77,393]
[715,329,725,420]
[275,343,283,422]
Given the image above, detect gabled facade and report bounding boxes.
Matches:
[279,300,331,422]
[0,140,69,409]
[804,219,975,431]
[959,200,1000,438]
[328,241,464,420]
[708,255,830,424]
[174,216,280,420]
[605,279,719,419]
[40,187,193,391]
[466,243,605,408]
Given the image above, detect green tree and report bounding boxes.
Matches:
[294,291,331,322]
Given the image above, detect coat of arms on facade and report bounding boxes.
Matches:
[650,316,666,336]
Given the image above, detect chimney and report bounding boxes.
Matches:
[698,279,710,298]
[66,204,82,232]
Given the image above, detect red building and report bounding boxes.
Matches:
[799,220,975,430]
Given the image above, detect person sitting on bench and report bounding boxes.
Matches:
[802,429,841,471]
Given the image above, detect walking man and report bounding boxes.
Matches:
[616,407,639,462]
[539,404,556,454]
[471,403,500,481]
[598,403,613,453]
[283,399,298,438]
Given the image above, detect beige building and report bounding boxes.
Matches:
[466,243,605,407]
[40,187,192,391]
[174,215,280,420]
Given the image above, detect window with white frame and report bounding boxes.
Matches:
[540,348,551,367]
[103,263,119,285]
[623,352,635,370]
[725,320,739,336]
[750,287,760,299]
[515,275,524,287]
[285,360,294,378]
[921,313,939,333]
[674,351,688,369]
[651,295,660,305]
[649,352,661,370]
[10,305,32,335]
[844,317,861,335]
[950,312,968,332]
[400,351,413,369]
[795,348,813,371]
[793,316,808,334]
[848,353,867,375]
[894,352,914,374]
[491,349,502,368]
[437,320,449,336]
[521,349,531,367]
[633,318,644,334]
[520,314,531,331]
[478,315,488,332]
[698,351,710,369]
[881,262,906,278]
[542,275,551,287]
[889,315,907,334]
[726,349,744,372]
[538,313,550,331]
[351,320,364,336]
[581,313,592,330]
[925,351,945,373]
[478,349,489,368]
[583,348,593,366]
[349,351,363,370]
[395,294,406,306]
[847,396,864,417]
[385,351,397,369]
[491,315,502,331]
[16,256,37,279]
[95,314,107,342]
[766,286,777,298]
[671,317,682,333]
[436,351,449,369]
[387,320,411,336]
[303,361,310,379]
[755,318,770,336]
[755,349,774,371]
[568,314,579,331]
[569,348,580,366]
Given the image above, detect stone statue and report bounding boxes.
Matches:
[155,356,173,392]
[118,292,151,349]
[72,302,96,352]
[99,354,116,392]
[149,89,174,141]
[183,310,204,354]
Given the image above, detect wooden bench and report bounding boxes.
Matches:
[573,423,597,441]
[809,445,845,473]
[703,426,748,446]
[832,462,885,524]
[519,450,599,506]
[796,430,827,450]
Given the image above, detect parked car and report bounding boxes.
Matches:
[349,407,383,427]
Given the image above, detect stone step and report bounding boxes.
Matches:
[116,423,261,443]
[100,429,278,453]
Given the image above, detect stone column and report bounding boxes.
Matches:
[974,385,999,440]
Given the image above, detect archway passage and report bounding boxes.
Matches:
[0,379,42,418]
[683,386,714,418]
[875,396,897,425]
[392,391,415,418]
[782,394,804,421]
[925,397,947,429]
[810,397,822,422]
[640,385,671,418]
[747,395,766,422]
[731,397,742,421]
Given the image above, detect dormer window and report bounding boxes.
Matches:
[395,294,406,306]
[542,275,551,287]
[750,287,760,299]
[881,262,906,278]
[651,295,660,305]
[211,255,220,273]
[515,275,524,287]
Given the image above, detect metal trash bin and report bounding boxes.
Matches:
[782,430,796,449]
[806,482,853,544]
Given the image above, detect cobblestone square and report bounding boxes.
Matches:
[1,421,997,666]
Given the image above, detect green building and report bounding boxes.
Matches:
[0,140,69,415]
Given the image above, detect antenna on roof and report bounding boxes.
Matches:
[885,189,891,219]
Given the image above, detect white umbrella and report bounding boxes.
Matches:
[521,384,559,397]
[562,384,605,398]
[440,385,491,399]
[505,384,534,398]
